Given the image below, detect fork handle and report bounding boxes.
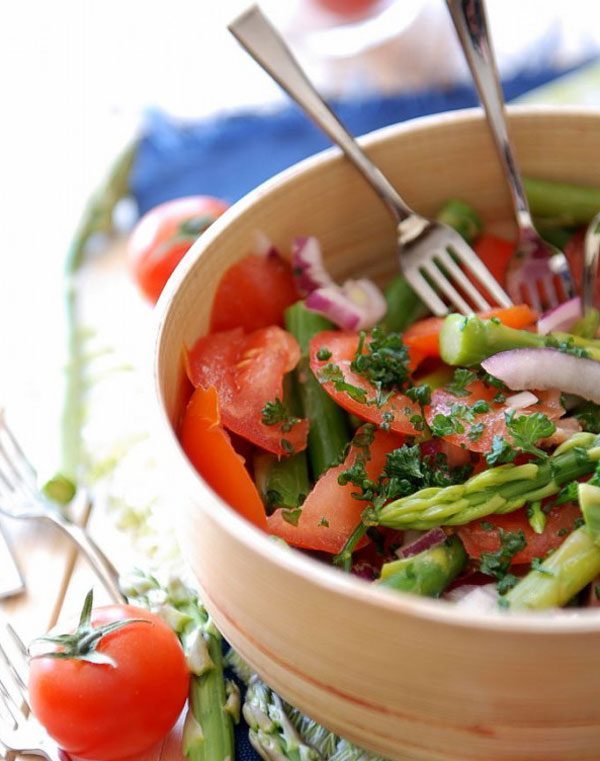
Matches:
[44,512,126,604]
[445,0,534,231]
[228,5,414,224]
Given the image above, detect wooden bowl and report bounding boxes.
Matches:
[154,106,600,761]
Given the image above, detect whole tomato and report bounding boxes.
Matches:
[127,195,229,303]
[28,595,190,761]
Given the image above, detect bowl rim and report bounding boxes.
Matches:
[154,103,600,635]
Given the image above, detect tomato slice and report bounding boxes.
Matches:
[403,304,537,359]
[179,386,267,529]
[425,381,564,454]
[186,326,308,456]
[473,233,515,286]
[267,428,404,554]
[309,331,421,435]
[457,502,582,565]
[210,252,299,333]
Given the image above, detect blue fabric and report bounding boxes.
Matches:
[130,63,586,216]
[130,63,585,759]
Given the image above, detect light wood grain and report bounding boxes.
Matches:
[156,107,600,761]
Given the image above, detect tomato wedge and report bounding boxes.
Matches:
[403,304,537,359]
[179,386,267,529]
[457,502,582,565]
[267,427,404,554]
[186,326,308,456]
[425,381,564,454]
[210,252,299,333]
[473,233,515,286]
[309,331,421,435]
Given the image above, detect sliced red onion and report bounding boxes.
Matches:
[305,287,365,330]
[537,296,581,335]
[397,527,447,559]
[482,348,600,404]
[253,229,276,257]
[445,584,499,612]
[341,279,387,324]
[505,391,539,409]
[291,236,335,296]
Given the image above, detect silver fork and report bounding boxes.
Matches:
[228,5,512,316]
[0,617,61,761]
[445,0,575,311]
[0,415,124,604]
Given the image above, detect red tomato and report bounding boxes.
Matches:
[457,502,582,565]
[425,381,564,454]
[29,605,189,761]
[267,427,404,553]
[127,195,229,303]
[210,252,300,333]
[473,233,515,286]
[309,331,421,435]
[179,385,267,528]
[186,326,308,456]
[402,304,537,359]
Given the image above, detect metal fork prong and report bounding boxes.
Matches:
[434,250,491,311]
[449,243,512,309]
[540,275,559,309]
[404,270,449,317]
[4,623,28,662]
[0,675,19,728]
[524,281,542,312]
[0,431,38,503]
[422,261,472,315]
[0,642,29,712]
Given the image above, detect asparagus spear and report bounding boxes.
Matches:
[439,313,600,367]
[524,177,600,227]
[375,433,600,530]
[380,276,429,333]
[285,303,350,478]
[121,570,237,761]
[378,536,467,597]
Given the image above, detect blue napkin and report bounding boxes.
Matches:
[130,63,585,216]
[129,63,585,760]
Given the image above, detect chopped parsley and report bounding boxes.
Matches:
[318,363,367,403]
[406,383,432,407]
[280,439,295,455]
[574,402,600,434]
[531,557,554,576]
[350,327,410,390]
[430,400,490,439]
[445,368,477,397]
[281,507,302,526]
[261,398,301,432]
[545,335,589,358]
[479,528,527,592]
[316,347,332,361]
[318,517,330,528]
[485,411,556,466]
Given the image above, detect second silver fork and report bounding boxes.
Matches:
[446,0,575,311]
[228,5,511,317]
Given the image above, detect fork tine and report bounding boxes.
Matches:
[434,250,492,311]
[0,642,29,712]
[422,261,472,315]
[0,422,39,505]
[449,242,512,309]
[541,275,559,309]
[404,269,449,317]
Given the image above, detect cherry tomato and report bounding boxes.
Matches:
[267,427,404,554]
[309,331,421,435]
[29,605,189,761]
[180,385,267,528]
[425,381,564,454]
[457,502,582,565]
[186,326,308,456]
[210,252,299,333]
[127,195,229,303]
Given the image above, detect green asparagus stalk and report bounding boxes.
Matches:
[524,177,600,227]
[121,570,237,761]
[285,303,350,478]
[375,433,600,530]
[254,452,309,516]
[378,536,467,597]
[532,218,577,249]
[435,198,483,244]
[380,275,429,333]
[439,313,600,367]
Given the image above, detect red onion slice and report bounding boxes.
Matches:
[397,527,447,558]
[537,297,581,335]
[505,391,539,409]
[291,236,335,296]
[482,348,600,404]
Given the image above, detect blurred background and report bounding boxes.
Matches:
[1,0,600,440]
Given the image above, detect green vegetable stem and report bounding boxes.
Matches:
[378,536,467,597]
[380,275,429,333]
[524,177,600,227]
[122,571,237,761]
[285,303,350,478]
[435,198,483,244]
[376,433,600,530]
[439,313,600,367]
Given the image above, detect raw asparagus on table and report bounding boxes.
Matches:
[379,536,467,597]
[375,433,600,531]
[439,313,600,367]
[285,303,351,478]
[121,570,237,761]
